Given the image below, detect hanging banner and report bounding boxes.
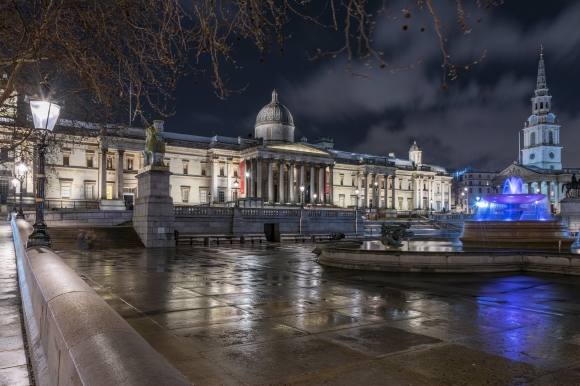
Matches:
[239,161,245,195]
[324,171,330,195]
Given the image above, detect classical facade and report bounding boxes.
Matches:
[3,90,452,213]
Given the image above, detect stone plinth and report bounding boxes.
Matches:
[133,166,175,248]
[460,220,574,250]
[560,198,580,233]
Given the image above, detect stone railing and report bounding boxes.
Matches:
[10,217,189,386]
[174,206,233,216]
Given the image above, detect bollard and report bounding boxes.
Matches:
[312,235,316,242]
[204,237,211,246]
[240,236,246,244]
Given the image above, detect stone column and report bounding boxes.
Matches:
[329,165,334,205]
[318,164,325,204]
[256,157,263,198]
[310,164,315,202]
[364,173,369,208]
[211,155,219,202]
[248,158,254,197]
[278,160,285,203]
[300,163,305,204]
[117,149,124,200]
[289,161,295,203]
[99,146,108,199]
[391,176,396,209]
[268,159,274,202]
[226,157,232,202]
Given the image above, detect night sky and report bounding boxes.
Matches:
[160,0,580,172]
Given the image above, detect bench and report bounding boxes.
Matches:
[176,234,238,246]
[244,234,266,244]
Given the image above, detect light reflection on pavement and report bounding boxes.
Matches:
[58,244,580,385]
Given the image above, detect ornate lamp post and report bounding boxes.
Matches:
[430,198,433,217]
[461,192,465,212]
[464,187,468,214]
[15,161,27,219]
[208,192,212,207]
[233,180,239,206]
[299,185,305,208]
[11,178,18,214]
[354,188,360,211]
[27,85,61,248]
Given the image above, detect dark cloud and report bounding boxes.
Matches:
[164,0,580,172]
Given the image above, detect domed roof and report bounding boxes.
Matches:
[255,90,294,127]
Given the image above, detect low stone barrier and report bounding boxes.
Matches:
[20,210,133,227]
[10,217,189,386]
[317,247,580,275]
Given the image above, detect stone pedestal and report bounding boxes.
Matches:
[560,198,580,232]
[133,166,175,248]
[99,199,126,210]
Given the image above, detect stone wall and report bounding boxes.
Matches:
[174,207,362,236]
[10,217,189,385]
[19,210,133,227]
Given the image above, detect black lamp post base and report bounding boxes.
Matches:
[27,225,52,249]
[16,212,25,220]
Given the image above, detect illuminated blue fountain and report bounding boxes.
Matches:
[474,177,551,221]
[461,176,574,250]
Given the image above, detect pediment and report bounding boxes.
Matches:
[498,164,538,178]
[266,143,330,156]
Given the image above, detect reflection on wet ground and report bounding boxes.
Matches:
[59,244,580,385]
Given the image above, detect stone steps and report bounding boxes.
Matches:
[50,226,144,251]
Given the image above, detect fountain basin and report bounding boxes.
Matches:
[483,194,545,204]
[460,220,574,250]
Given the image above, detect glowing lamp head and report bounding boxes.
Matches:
[313,193,317,199]
[29,99,61,131]
[355,188,360,195]
[12,178,18,187]
[17,163,27,177]
[246,171,250,178]
[233,180,239,189]
[300,185,305,192]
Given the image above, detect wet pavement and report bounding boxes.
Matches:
[0,222,32,386]
[57,244,580,385]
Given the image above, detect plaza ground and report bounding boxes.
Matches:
[56,243,580,385]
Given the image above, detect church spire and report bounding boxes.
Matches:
[536,45,547,91]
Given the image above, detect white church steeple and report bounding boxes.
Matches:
[521,47,562,170]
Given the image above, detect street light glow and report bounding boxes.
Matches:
[29,99,61,131]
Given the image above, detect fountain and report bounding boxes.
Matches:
[460,177,574,250]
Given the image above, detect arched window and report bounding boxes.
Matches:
[540,102,543,109]
[530,132,536,146]
[549,131,554,144]
[546,102,549,109]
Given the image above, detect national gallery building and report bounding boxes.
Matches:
[4,90,452,212]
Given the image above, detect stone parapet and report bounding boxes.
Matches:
[317,246,580,275]
[10,217,189,386]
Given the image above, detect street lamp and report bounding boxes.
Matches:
[208,192,212,207]
[430,198,433,217]
[461,192,465,212]
[299,185,305,208]
[27,82,61,248]
[233,179,239,206]
[313,193,317,207]
[354,188,360,211]
[11,178,18,214]
[464,187,468,214]
[15,161,27,219]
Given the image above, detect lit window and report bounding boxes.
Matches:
[218,190,225,202]
[181,188,190,203]
[183,163,188,175]
[200,191,207,203]
[61,184,71,198]
[85,184,94,199]
[127,158,134,171]
[340,174,344,185]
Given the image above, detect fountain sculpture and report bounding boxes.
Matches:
[460,177,574,250]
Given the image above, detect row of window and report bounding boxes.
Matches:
[61,154,136,171]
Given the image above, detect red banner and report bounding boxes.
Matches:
[239,161,245,195]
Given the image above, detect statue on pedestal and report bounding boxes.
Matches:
[380,222,414,247]
[562,174,580,198]
[143,120,166,167]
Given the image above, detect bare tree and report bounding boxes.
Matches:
[0,0,499,137]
